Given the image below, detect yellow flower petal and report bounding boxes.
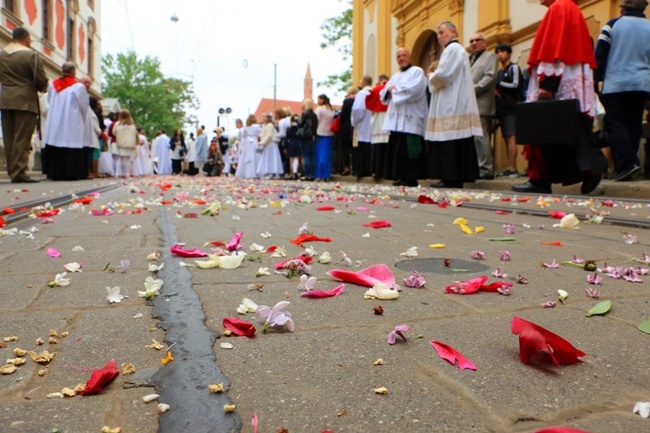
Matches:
[429,243,445,249]
[161,351,174,365]
[460,224,473,235]
[475,226,485,234]
[452,217,468,225]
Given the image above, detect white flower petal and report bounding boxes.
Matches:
[106,286,124,304]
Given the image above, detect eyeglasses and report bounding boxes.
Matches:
[469,38,484,43]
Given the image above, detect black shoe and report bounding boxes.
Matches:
[512,181,551,194]
[478,173,495,180]
[401,180,418,187]
[613,165,641,182]
[392,180,403,186]
[580,174,602,194]
[12,177,41,183]
[431,181,447,188]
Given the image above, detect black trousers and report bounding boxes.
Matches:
[600,91,648,174]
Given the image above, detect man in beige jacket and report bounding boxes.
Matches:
[0,27,48,183]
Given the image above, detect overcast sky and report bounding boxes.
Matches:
[101,0,351,131]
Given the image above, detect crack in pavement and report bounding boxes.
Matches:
[150,207,242,433]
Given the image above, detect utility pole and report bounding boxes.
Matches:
[273,63,277,111]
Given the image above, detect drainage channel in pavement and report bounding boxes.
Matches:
[150,207,242,433]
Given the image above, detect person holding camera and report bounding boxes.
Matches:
[169,128,186,175]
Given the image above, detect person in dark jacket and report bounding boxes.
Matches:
[495,43,523,177]
[338,86,356,176]
[297,98,318,180]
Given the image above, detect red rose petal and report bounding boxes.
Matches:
[80,359,120,395]
[362,220,392,229]
[511,316,585,366]
[222,317,256,337]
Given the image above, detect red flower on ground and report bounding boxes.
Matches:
[222,317,256,337]
[511,316,585,366]
[362,220,392,229]
[80,359,120,396]
[290,234,332,247]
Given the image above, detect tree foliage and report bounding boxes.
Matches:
[319,0,353,93]
[101,50,198,137]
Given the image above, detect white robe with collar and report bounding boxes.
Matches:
[426,41,483,142]
[351,86,372,142]
[380,66,428,137]
[43,82,89,149]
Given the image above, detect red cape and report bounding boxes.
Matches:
[365,82,388,112]
[528,0,596,68]
[52,76,78,93]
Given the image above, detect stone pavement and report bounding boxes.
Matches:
[1,175,649,433]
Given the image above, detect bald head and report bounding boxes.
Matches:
[396,47,412,69]
[80,75,92,90]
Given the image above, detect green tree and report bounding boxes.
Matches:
[101,50,198,137]
[319,0,352,92]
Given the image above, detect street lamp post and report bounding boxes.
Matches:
[217,107,232,128]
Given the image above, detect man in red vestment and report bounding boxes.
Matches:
[513,0,607,195]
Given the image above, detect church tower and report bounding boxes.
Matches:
[304,63,313,101]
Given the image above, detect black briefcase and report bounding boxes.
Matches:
[515,99,579,145]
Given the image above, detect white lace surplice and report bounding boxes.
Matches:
[526,61,595,118]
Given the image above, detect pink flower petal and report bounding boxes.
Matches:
[252,414,259,433]
[226,232,244,251]
[47,248,61,258]
[300,284,345,298]
[327,264,395,288]
[170,244,208,257]
[430,340,476,370]
[533,428,591,433]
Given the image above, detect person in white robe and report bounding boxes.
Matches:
[380,47,428,187]
[84,97,102,178]
[98,113,115,177]
[235,115,262,179]
[134,128,153,176]
[425,21,483,189]
[257,113,283,178]
[153,130,172,175]
[43,62,89,180]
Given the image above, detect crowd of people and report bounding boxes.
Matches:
[1,0,648,192]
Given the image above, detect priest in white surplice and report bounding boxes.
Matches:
[152,130,172,175]
[425,21,483,189]
[43,62,89,180]
[380,47,428,187]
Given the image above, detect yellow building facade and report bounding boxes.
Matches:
[352,0,623,171]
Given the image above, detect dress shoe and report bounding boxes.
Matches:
[400,180,418,187]
[512,181,551,194]
[580,174,602,194]
[392,180,403,186]
[431,181,448,188]
[478,173,494,180]
[613,165,640,182]
[12,177,40,183]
